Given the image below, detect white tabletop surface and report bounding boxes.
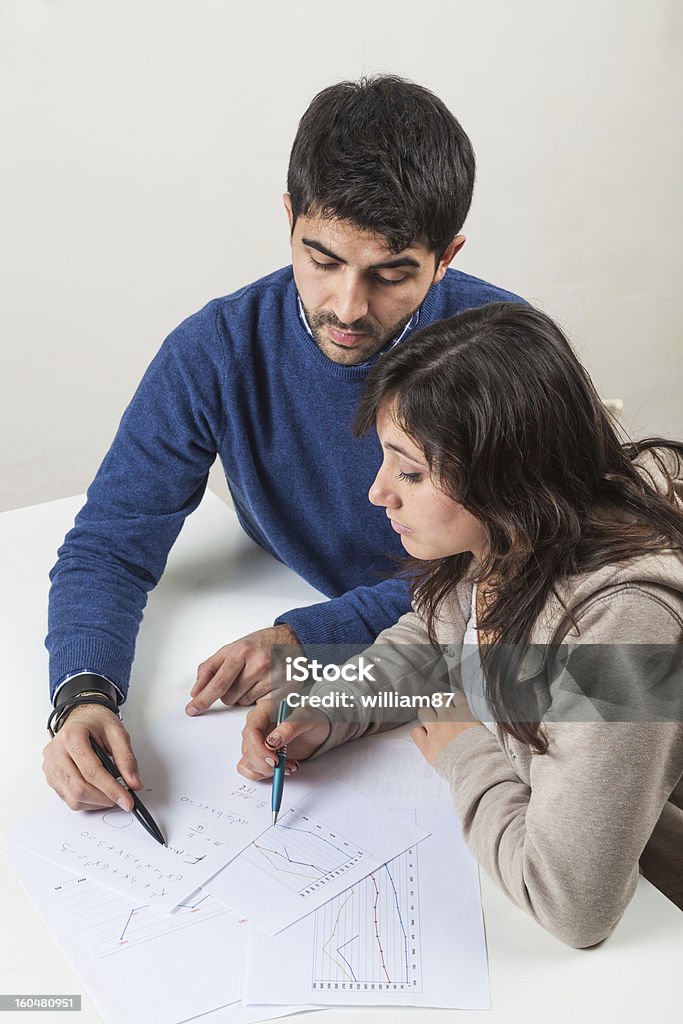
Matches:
[1,491,681,1024]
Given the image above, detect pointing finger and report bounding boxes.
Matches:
[186,654,245,715]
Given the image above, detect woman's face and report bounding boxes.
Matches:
[369,402,487,562]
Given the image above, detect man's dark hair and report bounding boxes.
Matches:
[287,75,476,257]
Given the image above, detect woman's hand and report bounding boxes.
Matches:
[237,699,332,781]
[411,692,483,766]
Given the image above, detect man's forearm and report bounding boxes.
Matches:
[275,576,412,649]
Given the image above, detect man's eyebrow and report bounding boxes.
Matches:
[302,238,347,263]
[371,255,422,270]
[302,238,421,271]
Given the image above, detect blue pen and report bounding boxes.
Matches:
[271,699,289,826]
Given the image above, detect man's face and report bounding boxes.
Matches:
[284,196,464,366]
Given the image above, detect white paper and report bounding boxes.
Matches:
[181,1001,314,1024]
[323,735,450,800]
[4,707,324,912]
[242,799,490,1009]
[3,843,317,1024]
[209,780,429,935]
[3,846,249,1024]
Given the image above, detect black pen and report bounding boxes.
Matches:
[90,738,166,846]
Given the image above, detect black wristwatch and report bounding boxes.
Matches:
[48,674,122,737]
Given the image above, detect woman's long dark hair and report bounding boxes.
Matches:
[355,303,683,753]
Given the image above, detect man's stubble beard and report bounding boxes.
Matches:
[305,306,416,366]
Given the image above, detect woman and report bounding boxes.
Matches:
[239,302,683,947]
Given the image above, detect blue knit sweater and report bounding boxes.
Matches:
[47,266,522,698]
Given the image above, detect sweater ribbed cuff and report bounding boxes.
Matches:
[275,604,370,648]
[49,639,132,701]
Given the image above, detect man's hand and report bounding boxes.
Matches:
[42,704,142,811]
[411,692,484,766]
[237,699,331,781]
[186,624,301,714]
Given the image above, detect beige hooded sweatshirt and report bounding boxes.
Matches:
[309,451,683,947]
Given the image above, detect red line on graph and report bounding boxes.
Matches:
[371,874,391,983]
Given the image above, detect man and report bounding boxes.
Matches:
[43,75,523,812]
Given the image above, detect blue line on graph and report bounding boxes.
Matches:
[276,819,352,857]
[177,894,210,911]
[253,841,325,876]
[119,893,209,941]
[384,863,409,983]
[119,906,146,941]
[336,934,359,982]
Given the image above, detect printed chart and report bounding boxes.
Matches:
[4,846,255,1024]
[52,875,231,958]
[243,776,490,1009]
[209,780,427,935]
[312,844,422,993]
[241,808,367,897]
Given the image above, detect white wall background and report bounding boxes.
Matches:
[1,0,681,511]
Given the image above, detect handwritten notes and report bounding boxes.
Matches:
[4,709,303,912]
[28,787,259,911]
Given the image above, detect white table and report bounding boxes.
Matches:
[1,492,681,1024]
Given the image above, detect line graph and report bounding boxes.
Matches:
[52,876,231,958]
[241,808,368,897]
[312,844,422,992]
[118,892,210,942]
